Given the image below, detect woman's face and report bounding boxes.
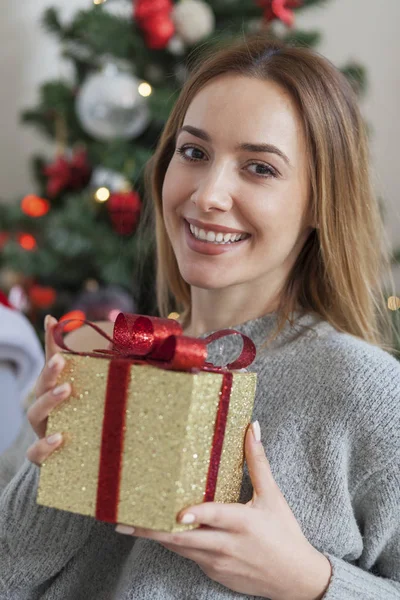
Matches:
[162,74,314,295]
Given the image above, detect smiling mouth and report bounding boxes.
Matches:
[187,222,250,245]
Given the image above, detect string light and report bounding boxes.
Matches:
[94,187,111,203]
[138,82,152,98]
[17,233,37,251]
[388,296,400,311]
[21,195,50,217]
[93,0,107,5]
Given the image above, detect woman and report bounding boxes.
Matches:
[1,36,399,600]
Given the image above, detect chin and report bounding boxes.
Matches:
[179,265,231,290]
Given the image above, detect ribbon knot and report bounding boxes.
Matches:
[54,312,256,372]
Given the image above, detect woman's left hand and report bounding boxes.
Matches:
[116,422,332,600]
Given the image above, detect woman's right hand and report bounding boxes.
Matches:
[26,315,71,467]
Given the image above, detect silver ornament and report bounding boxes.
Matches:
[90,167,130,192]
[76,63,150,140]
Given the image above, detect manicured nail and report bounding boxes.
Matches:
[116,525,135,535]
[48,354,65,371]
[252,420,261,443]
[53,383,70,396]
[47,433,62,445]
[179,513,196,524]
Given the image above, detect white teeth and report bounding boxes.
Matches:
[206,231,216,242]
[188,222,248,244]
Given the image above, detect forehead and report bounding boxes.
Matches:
[182,75,305,158]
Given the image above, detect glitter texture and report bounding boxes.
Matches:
[37,353,257,532]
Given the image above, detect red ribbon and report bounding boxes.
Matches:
[53,313,256,523]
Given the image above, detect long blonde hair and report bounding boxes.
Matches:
[144,34,397,353]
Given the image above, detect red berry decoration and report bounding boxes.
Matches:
[43,148,92,198]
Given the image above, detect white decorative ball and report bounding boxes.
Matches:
[76,63,150,140]
[172,0,215,46]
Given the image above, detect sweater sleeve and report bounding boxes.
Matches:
[320,463,400,599]
[0,458,95,596]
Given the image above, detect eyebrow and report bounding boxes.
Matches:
[176,125,291,167]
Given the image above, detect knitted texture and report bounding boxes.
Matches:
[1,311,399,599]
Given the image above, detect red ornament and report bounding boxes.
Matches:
[134,0,175,49]
[108,190,142,236]
[257,0,302,27]
[43,148,92,198]
[17,233,37,251]
[29,284,57,309]
[21,194,50,217]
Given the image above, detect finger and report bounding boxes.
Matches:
[28,383,71,438]
[35,352,66,399]
[116,523,227,551]
[176,502,248,533]
[44,315,62,363]
[26,432,63,467]
[245,422,276,504]
[159,541,215,565]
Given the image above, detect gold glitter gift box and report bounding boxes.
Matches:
[37,315,257,532]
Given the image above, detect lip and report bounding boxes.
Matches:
[183,219,250,256]
[185,217,249,235]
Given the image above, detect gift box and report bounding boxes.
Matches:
[37,314,257,532]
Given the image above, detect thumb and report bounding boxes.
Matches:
[245,421,277,504]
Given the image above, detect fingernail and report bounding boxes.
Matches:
[53,383,70,396]
[116,525,135,535]
[179,513,196,524]
[44,315,51,331]
[251,420,261,443]
[47,433,62,445]
[48,354,65,371]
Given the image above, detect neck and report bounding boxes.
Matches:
[183,284,282,337]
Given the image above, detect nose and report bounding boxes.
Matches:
[190,164,233,213]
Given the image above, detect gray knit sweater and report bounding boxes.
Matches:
[1,311,400,600]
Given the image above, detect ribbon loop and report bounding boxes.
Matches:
[53,313,256,372]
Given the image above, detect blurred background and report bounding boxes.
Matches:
[1,0,399,342]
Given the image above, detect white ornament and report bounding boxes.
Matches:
[76,63,149,140]
[90,167,130,192]
[172,0,215,46]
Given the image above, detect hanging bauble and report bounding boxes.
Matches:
[90,167,131,193]
[256,0,302,28]
[108,190,142,236]
[43,148,92,198]
[171,0,215,46]
[28,284,57,309]
[76,63,150,140]
[134,0,175,49]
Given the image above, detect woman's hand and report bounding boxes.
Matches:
[26,315,70,466]
[117,422,332,600]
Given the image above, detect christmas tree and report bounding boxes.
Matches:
[0,0,366,338]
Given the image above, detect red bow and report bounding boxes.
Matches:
[257,0,302,27]
[53,312,256,372]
